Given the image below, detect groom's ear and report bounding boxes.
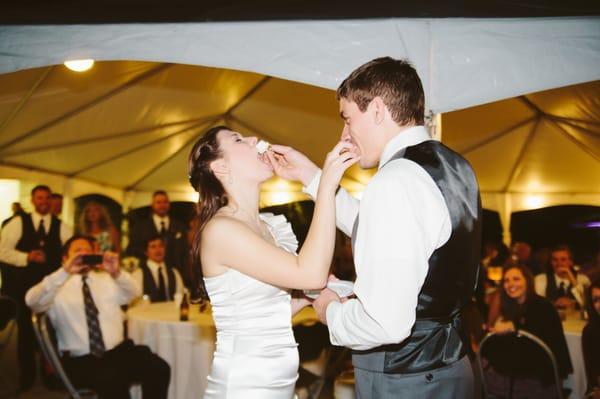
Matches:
[371,96,387,125]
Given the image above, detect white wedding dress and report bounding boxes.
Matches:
[203,213,300,398]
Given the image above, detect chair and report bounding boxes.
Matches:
[476,329,564,399]
[31,313,97,399]
[0,295,18,398]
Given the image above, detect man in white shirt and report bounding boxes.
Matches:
[126,190,189,287]
[0,184,72,391]
[26,235,170,399]
[534,245,590,309]
[269,57,481,398]
[132,234,184,302]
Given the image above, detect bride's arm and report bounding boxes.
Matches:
[201,142,358,290]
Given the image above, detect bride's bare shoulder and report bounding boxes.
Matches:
[201,215,248,242]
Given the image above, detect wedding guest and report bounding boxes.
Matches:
[132,235,184,302]
[0,185,72,391]
[583,279,600,395]
[127,191,189,286]
[1,202,25,228]
[78,201,120,253]
[49,193,64,218]
[535,245,590,309]
[25,235,170,399]
[484,265,572,398]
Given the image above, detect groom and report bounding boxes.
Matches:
[269,57,481,398]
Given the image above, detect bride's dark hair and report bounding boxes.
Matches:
[188,125,230,298]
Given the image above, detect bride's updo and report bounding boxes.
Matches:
[188,125,230,295]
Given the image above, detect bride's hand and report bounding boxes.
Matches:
[319,141,360,193]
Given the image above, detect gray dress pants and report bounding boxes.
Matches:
[353,353,474,399]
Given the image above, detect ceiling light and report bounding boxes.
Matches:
[64,59,94,72]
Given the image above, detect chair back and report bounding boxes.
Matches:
[476,329,564,399]
[32,313,98,399]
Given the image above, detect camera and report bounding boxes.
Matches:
[81,254,103,267]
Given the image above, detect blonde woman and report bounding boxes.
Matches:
[78,201,120,253]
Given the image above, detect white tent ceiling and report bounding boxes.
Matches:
[0,18,598,238]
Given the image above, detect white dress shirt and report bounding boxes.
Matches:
[152,214,170,233]
[131,259,184,299]
[25,268,141,356]
[534,272,590,308]
[304,126,452,350]
[0,212,72,267]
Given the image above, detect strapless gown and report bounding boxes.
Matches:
[203,213,300,398]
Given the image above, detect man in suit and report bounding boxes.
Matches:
[269,57,481,398]
[26,235,170,399]
[132,234,184,302]
[535,244,590,309]
[49,193,64,218]
[0,185,72,391]
[127,190,189,287]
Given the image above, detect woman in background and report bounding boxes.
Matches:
[484,264,572,398]
[78,201,120,253]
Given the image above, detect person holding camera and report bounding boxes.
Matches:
[0,184,72,391]
[25,235,170,399]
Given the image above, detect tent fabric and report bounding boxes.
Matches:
[0,18,599,113]
[0,62,597,208]
[0,18,598,237]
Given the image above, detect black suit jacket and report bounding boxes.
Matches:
[127,216,190,285]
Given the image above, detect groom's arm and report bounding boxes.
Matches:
[323,161,451,350]
[303,170,360,237]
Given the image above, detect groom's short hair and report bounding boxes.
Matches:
[336,57,425,127]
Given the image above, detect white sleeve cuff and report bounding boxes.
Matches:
[325,300,343,346]
[302,169,322,199]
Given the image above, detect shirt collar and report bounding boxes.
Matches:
[554,274,570,286]
[152,214,169,225]
[378,126,431,170]
[32,211,51,226]
[147,259,165,271]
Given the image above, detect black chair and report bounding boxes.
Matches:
[476,329,565,399]
[0,295,18,397]
[31,313,97,399]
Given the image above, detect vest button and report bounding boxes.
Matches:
[425,373,433,382]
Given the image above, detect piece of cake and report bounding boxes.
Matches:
[256,139,270,154]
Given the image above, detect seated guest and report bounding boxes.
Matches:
[25,235,170,399]
[583,279,600,394]
[484,265,572,398]
[132,235,184,302]
[535,245,591,310]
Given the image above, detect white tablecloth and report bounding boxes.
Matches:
[127,302,216,399]
[563,315,587,399]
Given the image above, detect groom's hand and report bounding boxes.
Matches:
[267,145,319,186]
[313,288,340,325]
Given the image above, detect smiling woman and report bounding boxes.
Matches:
[483,264,573,398]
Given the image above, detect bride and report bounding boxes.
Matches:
[187,126,358,398]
